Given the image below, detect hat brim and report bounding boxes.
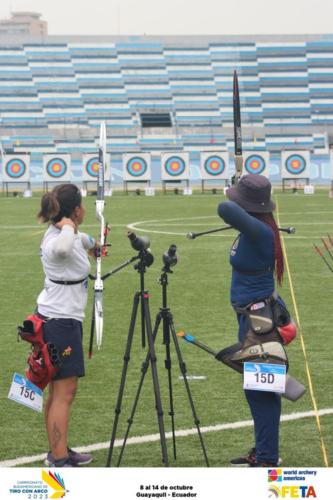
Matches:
[226,186,276,213]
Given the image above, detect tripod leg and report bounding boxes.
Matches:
[88,293,95,359]
[106,292,141,467]
[163,317,177,460]
[116,312,163,466]
[143,294,169,466]
[168,313,210,467]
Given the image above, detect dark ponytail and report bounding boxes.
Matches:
[38,184,82,224]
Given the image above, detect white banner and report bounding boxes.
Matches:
[2,155,30,183]
[243,152,270,178]
[161,152,190,181]
[200,152,229,180]
[0,467,331,500]
[123,154,151,181]
[43,154,71,182]
[281,150,310,178]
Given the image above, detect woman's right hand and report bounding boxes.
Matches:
[55,217,76,232]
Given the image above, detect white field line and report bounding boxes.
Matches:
[1,408,332,467]
[0,224,126,230]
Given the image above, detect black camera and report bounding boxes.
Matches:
[162,244,178,271]
[127,231,150,251]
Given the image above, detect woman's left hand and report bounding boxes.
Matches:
[88,241,101,258]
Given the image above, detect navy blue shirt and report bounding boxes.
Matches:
[218,201,275,306]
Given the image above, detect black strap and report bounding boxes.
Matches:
[49,277,88,286]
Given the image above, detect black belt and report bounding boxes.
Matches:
[49,277,88,286]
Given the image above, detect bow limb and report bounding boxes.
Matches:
[233,70,243,184]
[94,122,107,350]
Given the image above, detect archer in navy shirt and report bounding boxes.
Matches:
[218,200,275,306]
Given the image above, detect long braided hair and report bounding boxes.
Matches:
[252,212,284,286]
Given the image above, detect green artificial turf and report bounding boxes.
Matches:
[0,189,332,467]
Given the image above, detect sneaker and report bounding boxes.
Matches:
[230,447,257,466]
[54,456,75,467]
[230,447,282,467]
[44,448,93,467]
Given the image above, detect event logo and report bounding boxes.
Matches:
[267,485,317,498]
[268,469,283,482]
[267,469,317,498]
[42,470,68,498]
[8,470,68,499]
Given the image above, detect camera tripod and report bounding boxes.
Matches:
[106,247,169,466]
[106,252,210,467]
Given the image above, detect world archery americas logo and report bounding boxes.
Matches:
[268,469,283,482]
[42,470,68,498]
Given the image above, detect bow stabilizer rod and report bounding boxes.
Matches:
[186,225,296,239]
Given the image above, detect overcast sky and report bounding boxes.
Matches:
[0,0,332,36]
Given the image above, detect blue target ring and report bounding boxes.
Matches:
[46,158,67,178]
[245,155,266,175]
[126,157,147,177]
[5,158,26,178]
[165,156,186,177]
[285,154,306,175]
[86,157,100,178]
[204,156,225,176]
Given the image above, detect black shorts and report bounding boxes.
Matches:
[42,318,85,380]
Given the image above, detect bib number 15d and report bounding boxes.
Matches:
[254,372,275,384]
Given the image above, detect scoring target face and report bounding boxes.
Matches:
[126,157,147,177]
[46,158,67,178]
[204,156,225,176]
[86,157,100,178]
[285,154,306,175]
[5,158,26,178]
[164,156,186,177]
[244,154,266,175]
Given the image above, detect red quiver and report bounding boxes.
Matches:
[18,314,62,390]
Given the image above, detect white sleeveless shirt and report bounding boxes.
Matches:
[37,224,95,321]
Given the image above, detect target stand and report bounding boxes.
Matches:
[42,155,71,192]
[122,154,152,194]
[200,152,229,193]
[281,151,310,192]
[161,153,190,194]
[2,155,31,196]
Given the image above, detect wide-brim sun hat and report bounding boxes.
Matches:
[226,174,275,213]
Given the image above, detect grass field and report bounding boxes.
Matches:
[0,188,332,468]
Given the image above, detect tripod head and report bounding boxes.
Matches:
[162,244,178,273]
[127,231,154,272]
[134,249,154,272]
